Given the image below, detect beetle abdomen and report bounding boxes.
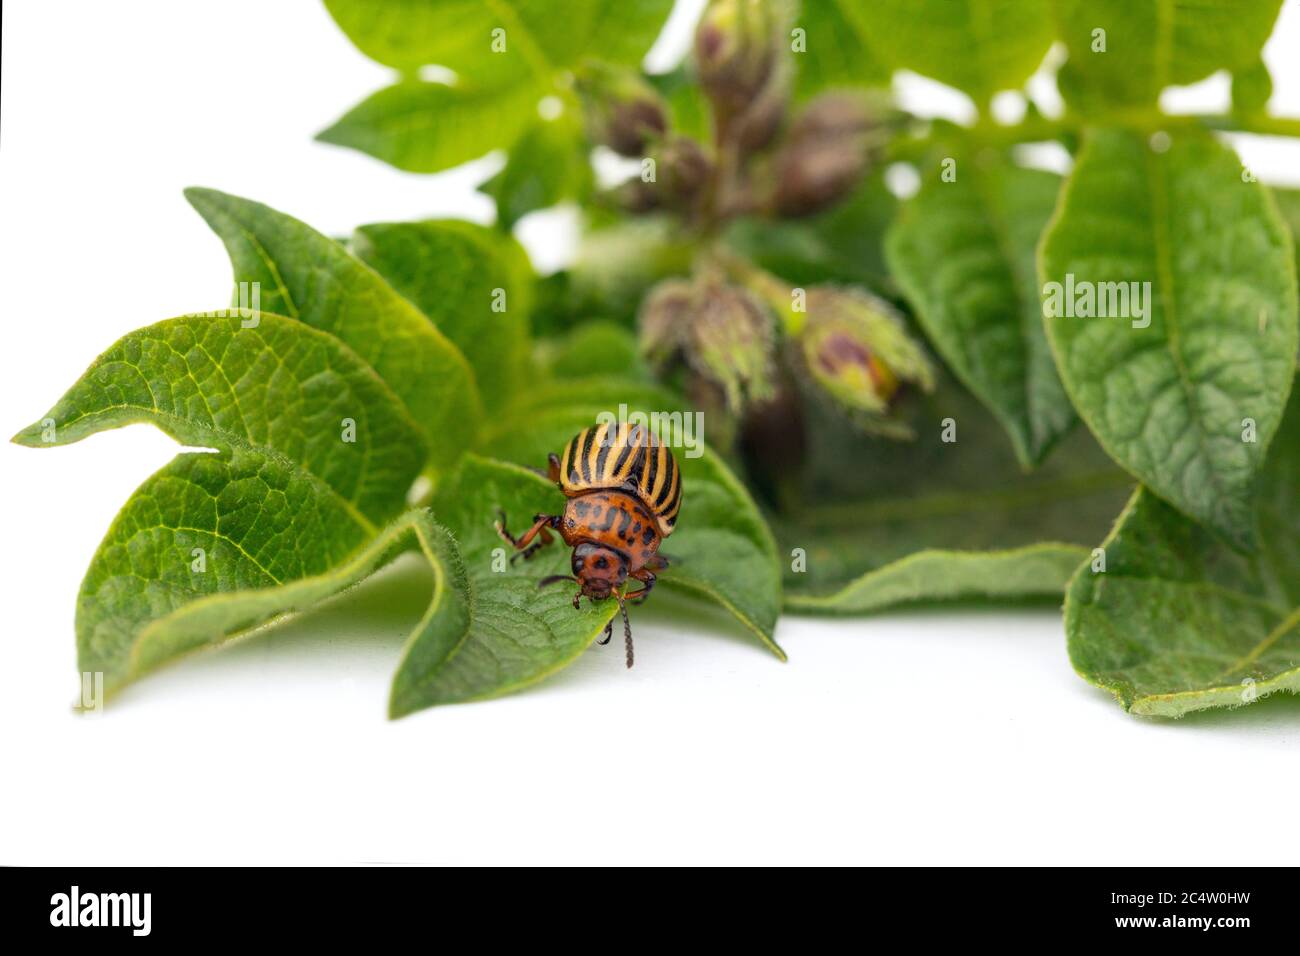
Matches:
[558,422,682,536]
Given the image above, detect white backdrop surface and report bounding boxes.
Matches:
[2,1,1299,865]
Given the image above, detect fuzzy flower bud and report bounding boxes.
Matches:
[688,277,776,412]
[771,93,881,217]
[797,286,933,434]
[575,62,668,158]
[638,278,695,366]
[732,59,790,153]
[656,135,714,211]
[639,274,776,414]
[694,0,783,117]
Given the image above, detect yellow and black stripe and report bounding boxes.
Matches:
[558,422,682,536]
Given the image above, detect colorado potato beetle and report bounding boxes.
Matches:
[495,421,681,668]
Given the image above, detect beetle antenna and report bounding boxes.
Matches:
[618,595,633,669]
[537,574,577,588]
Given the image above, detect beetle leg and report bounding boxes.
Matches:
[496,511,560,562]
[547,452,562,484]
[512,526,556,564]
[645,553,670,571]
[596,619,613,646]
[627,570,656,604]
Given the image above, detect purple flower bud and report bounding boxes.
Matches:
[732,62,790,153]
[796,286,933,433]
[686,276,776,412]
[772,93,882,217]
[639,279,695,366]
[575,62,669,157]
[652,135,714,213]
[694,0,783,117]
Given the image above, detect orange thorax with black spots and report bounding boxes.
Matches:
[561,490,662,574]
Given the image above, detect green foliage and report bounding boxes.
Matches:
[777,376,1133,607]
[479,111,594,228]
[316,80,542,173]
[1270,187,1300,278]
[13,314,427,692]
[186,188,483,470]
[1066,388,1300,717]
[1039,130,1297,549]
[887,155,1072,466]
[540,321,647,380]
[1052,0,1284,115]
[789,0,890,98]
[323,0,673,81]
[1232,58,1274,117]
[319,0,673,175]
[350,218,535,410]
[852,0,1053,103]
[785,544,1089,615]
[14,314,425,527]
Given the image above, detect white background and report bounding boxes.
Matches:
[3,0,1299,866]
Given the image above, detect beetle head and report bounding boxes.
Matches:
[572,542,629,601]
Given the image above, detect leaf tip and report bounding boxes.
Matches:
[11,422,47,447]
[182,185,233,218]
[313,122,347,148]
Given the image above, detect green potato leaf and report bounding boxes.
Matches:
[322,0,673,84]
[477,379,785,658]
[14,313,426,530]
[12,313,435,694]
[66,450,382,693]
[1052,0,1284,115]
[785,544,1090,615]
[1270,186,1300,280]
[1066,383,1300,717]
[778,376,1133,611]
[539,321,646,381]
[790,0,891,98]
[852,0,1053,103]
[351,219,535,410]
[185,187,484,470]
[479,112,593,228]
[887,155,1073,467]
[316,79,541,173]
[1039,130,1298,549]
[318,0,672,171]
[1232,58,1274,117]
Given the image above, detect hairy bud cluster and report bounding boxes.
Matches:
[584,0,892,229]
